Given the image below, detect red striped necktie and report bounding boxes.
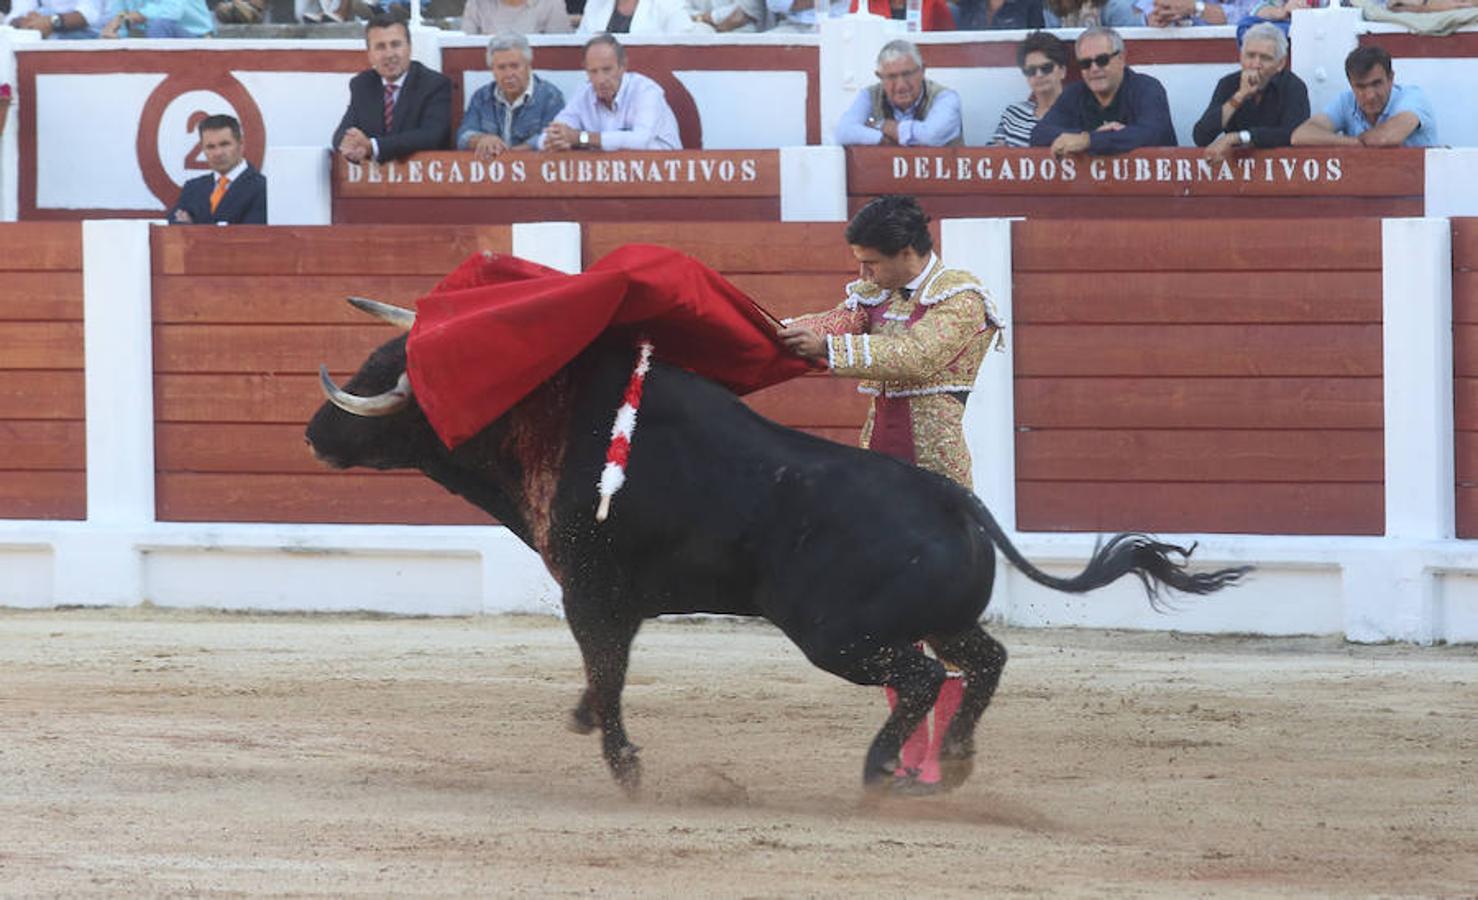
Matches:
[383,82,397,131]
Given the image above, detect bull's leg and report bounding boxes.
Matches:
[928,626,1008,791]
[808,641,946,790]
[565,605,643,795]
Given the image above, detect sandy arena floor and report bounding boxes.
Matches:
[0,607,1473,897]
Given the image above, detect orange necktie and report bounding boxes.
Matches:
[209,175,230,214]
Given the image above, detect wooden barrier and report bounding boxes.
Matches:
[331,151,782,225]
[1011,218,1385,535]
[1455,218,1478,539]
[585,221,870,445]
[849,147,1426,219]
[0,223,85,520]
[150,225,511,525]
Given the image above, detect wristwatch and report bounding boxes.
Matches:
[51,13,65,30]
[1238,129,1253,145]
[577,130,590,148]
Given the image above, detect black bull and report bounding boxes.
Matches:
[306,305,1248,795]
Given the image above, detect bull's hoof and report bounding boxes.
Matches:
[568,705,599,735]
[937,755,974,791]
[609,744,642,797]
[889,774,947,797]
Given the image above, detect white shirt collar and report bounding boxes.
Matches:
[498,78,535,110]
[384,70,408,91]
[221,158,249,182]
[903,253,938,293]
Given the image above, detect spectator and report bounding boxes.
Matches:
[1193,22,1309,162]
[850,0,955,29]
[332,14,453,164]
[1030,26,1177,156]
[576,0,697,31]
[3,0,102,37]
[954,0,1043,28]
[1292,45,1438,147]
[991,31,1069,148]
[461,0,572,34]
[100,0,214,36]
[1042,0,1142,26]
[457,34,565,160]
[213,0,264,23]
[836,40,962,147]
[541,33,681,151]
[168,114,266,226]
[687,0,764,30]
[767,0,847,32]
[1140,0,1257,26]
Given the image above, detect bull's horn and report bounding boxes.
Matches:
[319,365,412,417]
[347,296,415,330]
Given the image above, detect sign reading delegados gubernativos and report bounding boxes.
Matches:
[342,154,766,189]
[888,152,1347,185]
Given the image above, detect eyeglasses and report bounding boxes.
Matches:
[1077,50,1121,70]
[1021,61,1057,77]
[877,67,921,83]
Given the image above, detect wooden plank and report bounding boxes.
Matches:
[1013,271,1381,324]
[1454,325,1478,376]
[896,194,1422,222]
[1017,429,1381,483]
[724,273,857,321]
[156,472,491,525]
[0,371,84,419]
[1014,324,1381,377]
[1459,487,1478,540]
[743,376,871,429]
[1455,273,1478,324]
[1015,481,1383,535]
[1456,378,1478,431]
[155,374,327,424]
[150,226,513,277]
[153,324,402,375]
[1457,432,1478,482]
[0,322,84,369]
[1015,377,1382,430]
[334,197,782,227]
[0,272,84,321]
[157,423,326,475]
[0,223,82,271]
[0,421,85,470]
[1455,218,1478,269]
[1013,219,1382,272]
[152,275,442,325]
[585,223,860,273]
[0,471,85,521]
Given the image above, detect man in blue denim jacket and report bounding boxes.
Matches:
[457,33,565,161]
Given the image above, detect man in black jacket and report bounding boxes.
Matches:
[332,14,452,164]
[1193,22,1310,163]
[169,114,267,225]
[1029,26,1176,156]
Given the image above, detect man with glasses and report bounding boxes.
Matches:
[835,40,962,147]
[1193,22,1310,163]
[1029,26,1176,156]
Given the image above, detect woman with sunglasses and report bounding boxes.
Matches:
[991,31,1070,147]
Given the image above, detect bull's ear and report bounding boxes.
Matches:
[347,296,415,331]
[319,365,413,417]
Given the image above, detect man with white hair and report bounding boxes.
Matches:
[1192,22,1310,163]
[457,33,566,161]
[835,40,962,147]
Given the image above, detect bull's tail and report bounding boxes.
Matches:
[965,495,1250,609]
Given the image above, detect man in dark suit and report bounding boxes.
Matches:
[168,114,267,225]
[332,14,452,164]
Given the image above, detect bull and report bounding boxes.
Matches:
[306,297,1248,795]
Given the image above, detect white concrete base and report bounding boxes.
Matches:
[263,146,333,226]
[779,145,848,222]
[0,522,562,617]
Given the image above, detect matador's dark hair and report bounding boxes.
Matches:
[844,195,933,257]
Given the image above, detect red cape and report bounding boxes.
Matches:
[405,244,815,449]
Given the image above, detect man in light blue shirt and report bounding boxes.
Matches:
[541,33,681,152]
[1292,45,1438,148]
[835,40,962,148]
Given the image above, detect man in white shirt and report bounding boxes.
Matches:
[3,0,102,38]
[540,33,681,152]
